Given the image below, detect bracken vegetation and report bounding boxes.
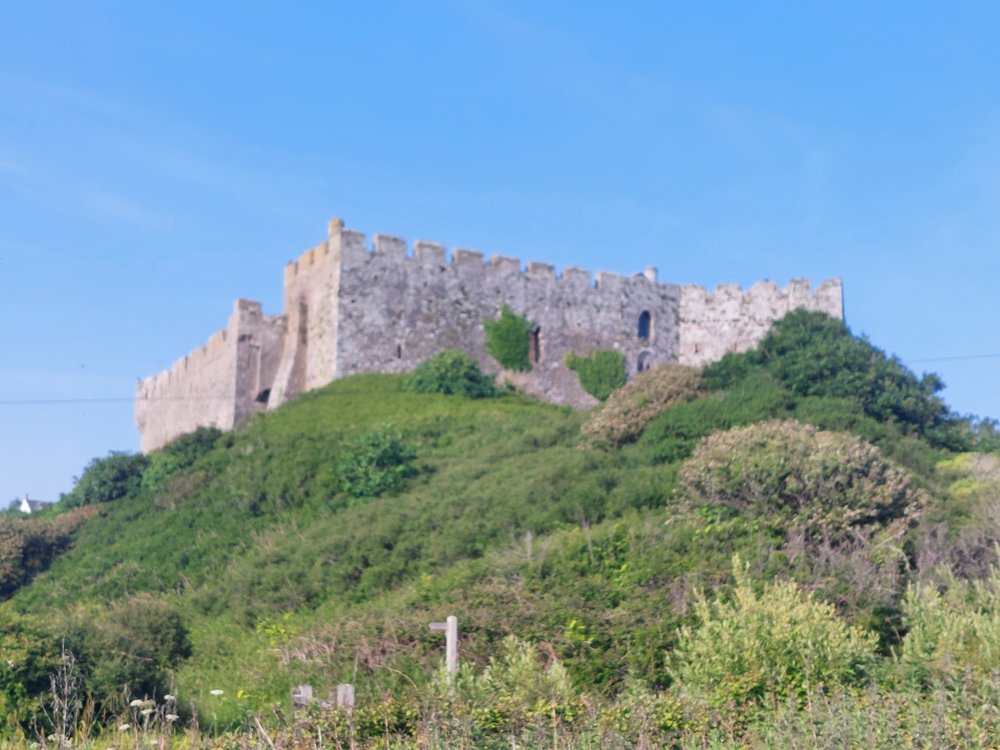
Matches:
[1,311,1000,748]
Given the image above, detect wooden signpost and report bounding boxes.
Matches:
[429,615,458,676]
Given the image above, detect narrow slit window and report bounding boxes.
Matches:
[530,325,541,363]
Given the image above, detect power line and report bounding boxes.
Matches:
[904,353,1000,363]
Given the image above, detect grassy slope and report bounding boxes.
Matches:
[10,375,687,716]
[4,364,979,725]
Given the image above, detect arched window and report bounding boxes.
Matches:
[637,311,651,340]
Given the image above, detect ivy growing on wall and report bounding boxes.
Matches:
[484,304,534,371]
[565,350,627,401]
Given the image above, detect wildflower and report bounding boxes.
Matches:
[163,694,176,702]
[118,724,131,731]
[166,714,179,721]
[141,708,153,717]
[209,689,224,696]
[130,698,143,707]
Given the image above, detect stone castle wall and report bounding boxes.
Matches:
[678,278,844,367]
[136,300,285,452]
[135,218,844,452]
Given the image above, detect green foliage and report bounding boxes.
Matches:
[142,426,222,495]
[564,350,627,401]
[0,509,96,598]
[677,419,923,540]
[402,350,498,398]
[0,613,60,731]
[483,304,533,371]
[61,451,148,508]
[703,309,966,449]
[336,426,418,501]
[582,364,704,446]
[899,568,1000,685]
[639,372,795,463]
[63,594,192,706]
[671,557,878,711]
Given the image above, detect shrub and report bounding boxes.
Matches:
[670,557,878,711]
[403,350,498,398]
[638,372,794,463]
[0,508,96,598]
[565,350,627,401]
[703,309,965,449]
[676,419,923,541]
[142,426,222,495]
[484,304,533,371]
[337,426,418,501]
[61,451,148,508]
[63,594,192,707]
[899,568,1000,685]
[0,614,61,730]
[582,364,704,446]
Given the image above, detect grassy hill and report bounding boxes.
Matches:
[4,311,1000,748]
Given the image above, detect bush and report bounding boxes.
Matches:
[565,350,627,401]
[61,452,149,508]
[403,350,498,398]
[670,557,878,711]
[899,568,1000,685]
[638,372,794,463]
[703,309,965,449]
[0,614,61,730]
[63,594,192,707]
[337,426,418,501]
[484,304,533,371]
[582,364,704,446]
[676,420,923,541]
[0,509,97,599]
[142,426,222,495]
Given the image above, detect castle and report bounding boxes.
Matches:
[135,218,844,452]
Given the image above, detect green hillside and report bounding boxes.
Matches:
[4,311,1000,748]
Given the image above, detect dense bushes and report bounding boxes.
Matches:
[142,426,222,495]
[336,426,418,500]
[671,559,878,711]
[565,350,626,401]
[61,451,148,508]
[403,350,497,398]
[583,364,704,446]
[0,614,61,730]
[0,509,96,598]
[899,569,1000,685]
[484,305,533,371]
[677,419,923,540]
[703,309,965,448]
[63,594,192,708]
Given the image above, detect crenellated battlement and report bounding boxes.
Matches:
[137,216,844,451]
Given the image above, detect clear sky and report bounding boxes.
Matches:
[2,2,999,505]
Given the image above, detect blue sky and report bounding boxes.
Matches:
[2,2,999,504]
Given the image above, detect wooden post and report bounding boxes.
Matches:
[429,615,458,677]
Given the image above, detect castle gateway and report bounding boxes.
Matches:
[135,219,843,452]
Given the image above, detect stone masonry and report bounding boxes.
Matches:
[135,218,843,452]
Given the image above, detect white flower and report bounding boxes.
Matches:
[166,713,179,722]
[209,689,224,696]
[163,694,176,702]
[118,724,131,731]
[140,708,153,717]
[130,698,143,707]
